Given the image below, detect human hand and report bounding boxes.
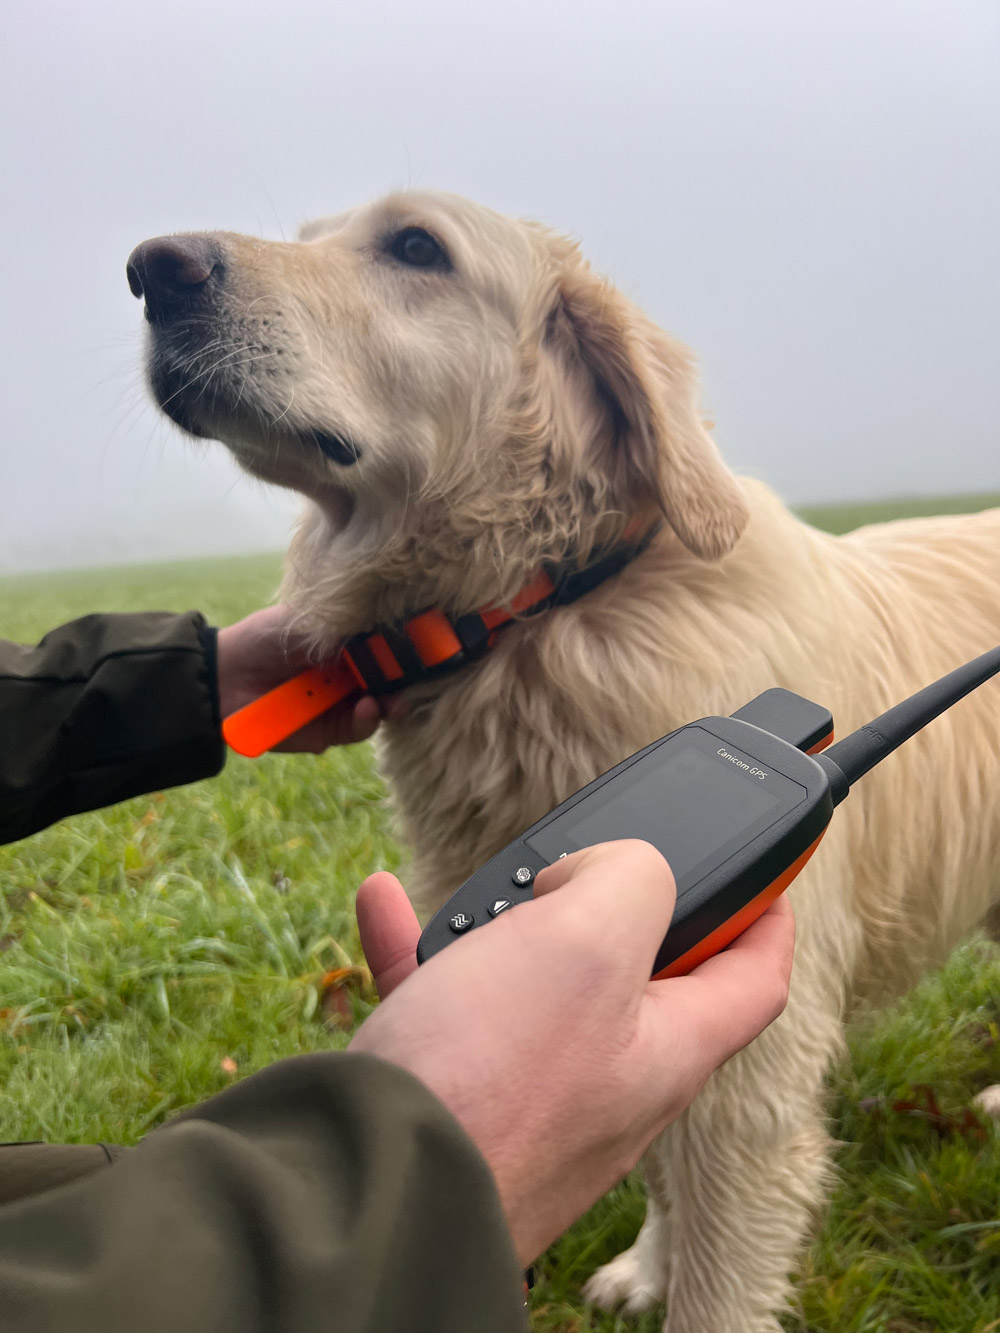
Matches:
[216,606,386,752]
[350,841,795,1265]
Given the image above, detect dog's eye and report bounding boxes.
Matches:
[387,227,449,269]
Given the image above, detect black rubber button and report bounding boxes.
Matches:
[511,866,534,887]
[489,898,515,917]
[449,911,475,934]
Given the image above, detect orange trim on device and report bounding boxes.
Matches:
[652,830,826,979]
[222,660,362,758]
[806,730,834,755]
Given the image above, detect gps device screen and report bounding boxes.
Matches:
[527,731,807,891]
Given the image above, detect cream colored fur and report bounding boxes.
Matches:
[140,191,1000,1331]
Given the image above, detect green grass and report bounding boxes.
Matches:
[0,553,399,1143]
[2,493,999,1331]
[797,493,1000,537]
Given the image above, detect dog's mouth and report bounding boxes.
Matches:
[228,427,364,479]
[130,237,367,491]
[147,346,363,471]
[309,430,362,467]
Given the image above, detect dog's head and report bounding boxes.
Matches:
[129,191,747,632]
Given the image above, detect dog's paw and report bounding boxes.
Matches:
[582,1246,666,1316]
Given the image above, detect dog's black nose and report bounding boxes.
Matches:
[126,236,223,320]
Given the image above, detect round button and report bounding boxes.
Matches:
[511,866,534,887]
[449,911,475,934]
[488,898,515,917]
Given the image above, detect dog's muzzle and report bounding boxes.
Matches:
[126,236,225,324]
[127,233,364,468]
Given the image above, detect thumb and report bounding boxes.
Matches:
[356,872,421,999]
[641,898,796,1087]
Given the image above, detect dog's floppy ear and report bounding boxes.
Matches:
[548,263,748,560]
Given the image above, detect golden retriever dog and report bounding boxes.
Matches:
[128,191,1000,1332]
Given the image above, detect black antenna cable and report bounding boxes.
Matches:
[819,646,1000,801]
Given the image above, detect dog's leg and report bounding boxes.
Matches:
[584,1084,832,1332]
[585,910,849,1332]
[581,1142,672,1315]
[660,1090,831,1332]
[660,956,846,1333]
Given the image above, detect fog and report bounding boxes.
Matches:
[1,0,997,572]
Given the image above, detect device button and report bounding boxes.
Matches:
[511,866,535,887]
[449,911,475,934]
[489,898,515,917]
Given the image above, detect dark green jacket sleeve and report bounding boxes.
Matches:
[0,612,225,844]
[0,1051,528,1333]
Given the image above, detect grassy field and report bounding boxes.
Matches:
[2,495,999,1332]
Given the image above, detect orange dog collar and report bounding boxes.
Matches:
[222,525,661,757]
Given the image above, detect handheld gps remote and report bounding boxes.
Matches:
[417,647,1000,978]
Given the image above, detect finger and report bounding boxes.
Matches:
[347,696,384,741]
[253,605,320,673]
[356,872,421,999]
[694,895,795,985]
[276,696,382,753]
[530,840,678,982]
[530,847,587,897]
[648,897,796,1059]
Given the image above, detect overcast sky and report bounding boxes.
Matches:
[1,0,997,572]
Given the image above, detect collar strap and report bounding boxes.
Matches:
[223,522,662,757]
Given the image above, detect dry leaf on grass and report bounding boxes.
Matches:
[320,966,375,1030]
[858,1084,988,1140]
